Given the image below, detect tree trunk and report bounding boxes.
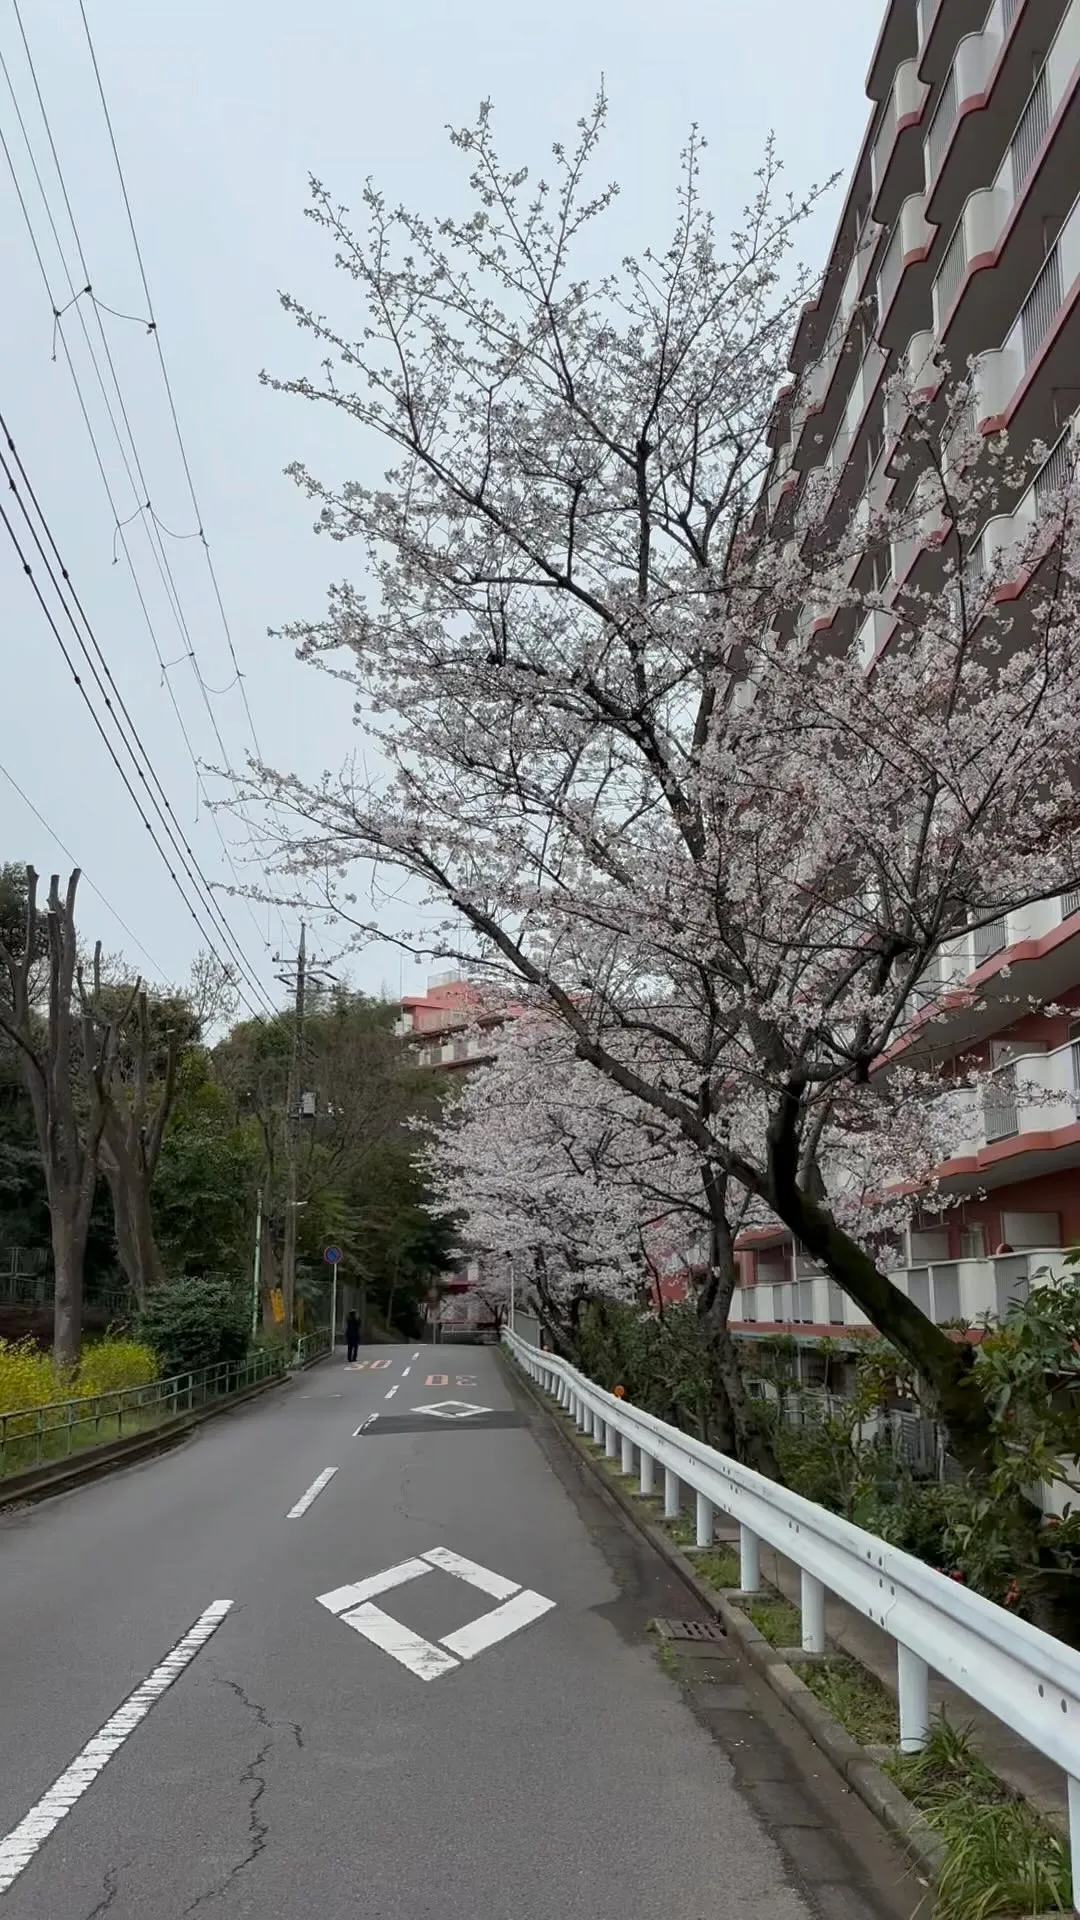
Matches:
[697,1161,778,1477]
[49,1191,85,1371]
[100,1150,169,1306]
[770,1177,997,1479]
[0,870,115,1368]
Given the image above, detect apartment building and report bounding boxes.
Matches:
[729,0,1080,1346]
[395,972,522,1071]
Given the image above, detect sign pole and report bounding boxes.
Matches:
[323,1246,342,1358]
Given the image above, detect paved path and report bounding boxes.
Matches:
[0,1346,922,1919]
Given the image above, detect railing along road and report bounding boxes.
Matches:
[504,1330,1080,1908]
[0,1348,286,1478]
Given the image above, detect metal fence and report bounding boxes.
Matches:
[505,1330,1080,1906]
[292,1327,333,1368]
[0,1348,287,1479]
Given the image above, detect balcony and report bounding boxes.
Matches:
[939,1043,1080,1179]
[962,409,1079,599]
[897,893,1080,1057]
[790,225,883,470]
[876,193,935,345]
[924,0,1069,233]
[855,605,892,670]
[893,1246,1073,1324]
[917,0,1009,86]
[731,1247,1076,1335]
[868,0,920,104]
[871,58,930,227]
[929,7,1080,361]
[817,340,888,502]
[970,190,1080,437]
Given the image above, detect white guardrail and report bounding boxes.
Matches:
[504,1330,1080,1900]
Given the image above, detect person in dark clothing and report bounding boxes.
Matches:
[345,1310,361,1364]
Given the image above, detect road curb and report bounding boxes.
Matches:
[504,1352,946,1885]
[0,1369,290,1512]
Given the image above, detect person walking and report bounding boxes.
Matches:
[345,1309,361,1364]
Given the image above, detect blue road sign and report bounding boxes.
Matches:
[323,1246,342,1265]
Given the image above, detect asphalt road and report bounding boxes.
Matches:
[0,1345,921,1919]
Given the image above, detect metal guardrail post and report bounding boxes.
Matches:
[739,1525,760,1593]
[696,1491,713,1548]
[604,1420,619,1461]
[621,1433,634,1476]
[639,1449,655,1498]
[897,1643,930,1752]
[664,1467,680,1519]
[801,1571,826,1654]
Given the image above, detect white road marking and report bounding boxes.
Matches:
[340,1603,459,1680]
[286,1467,337,1518]
[401,1366,411,1377]
[0,1600,232,1894]
[352,1413,379,1436]
[384,1384,399,1399]
[411,1351,420,1359]
[441,1588,556,1661]
[318,1558,434,1615]
[315,1549,554,1682]
[413,1400,491,1420]
[422,1546,519,1599]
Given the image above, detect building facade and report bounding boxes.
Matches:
[727,0,1080,1346]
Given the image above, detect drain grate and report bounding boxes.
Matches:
[653,1617,727,1642]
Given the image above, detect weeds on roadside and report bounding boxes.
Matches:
[887,1719,1071,1919]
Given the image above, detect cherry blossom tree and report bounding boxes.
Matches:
[249,96,1080,1514]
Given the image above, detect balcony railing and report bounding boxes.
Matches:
[925,67,958,181]
[973,916,1007,964]
[932,217,968,328]
[929,2,1080,339]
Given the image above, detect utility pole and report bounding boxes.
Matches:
[277,924,306,1354]
[251,1187,263,1342]
[273,926,337,1355]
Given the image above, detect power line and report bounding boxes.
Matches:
[0,412,276,1014]
[77,0,264,762]
[0,427,275,1019]
[0,757,167,980]
[0,17,290,966]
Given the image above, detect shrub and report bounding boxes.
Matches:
[138,1276,250,1378]
[77,1340,159,1396]
[0,1335,55,1414]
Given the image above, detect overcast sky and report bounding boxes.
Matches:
[0,0,875,1014]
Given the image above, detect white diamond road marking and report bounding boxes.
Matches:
[0,1600,233,1894]
[413,1400,492,1419]
[316,1548,554,1681]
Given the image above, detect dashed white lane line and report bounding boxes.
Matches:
[401,1366,411,1378]
[384,1385,399,1400]
[286,1467,337,1519]
[0,1600,233,1894]
[411,1351,420,1359]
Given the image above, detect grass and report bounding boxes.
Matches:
[800,1655,899,1748]
[742,1594,803,1647]
[0,1405,170,1481]
[886,1719,1071,1920]
[658,1507,696,1546]
[690,1545,741,1590]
